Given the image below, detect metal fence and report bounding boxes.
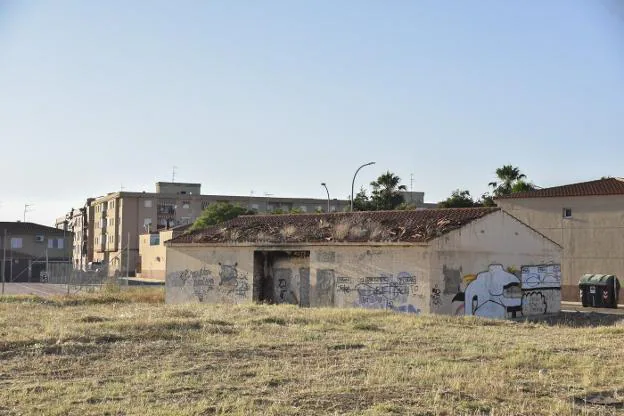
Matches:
[38,258,127,293]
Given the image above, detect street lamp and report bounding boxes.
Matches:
[351,162,376,211]
[321,183,330,213]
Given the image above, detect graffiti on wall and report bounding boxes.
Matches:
[169,262,249,302]
[316,269,336,306]
[520,265,561,315]
[521,265,561,289]
[334,272,421,314]
[450,263,561,318]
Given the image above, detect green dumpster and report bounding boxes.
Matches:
[579,274,620,308]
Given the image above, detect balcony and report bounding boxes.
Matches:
[158,206,176,215]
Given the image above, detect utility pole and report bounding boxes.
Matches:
[410,173,414,203]
[126,232,130,277]
[264,193,273,213]
[172,166,178,183]
[2,229,6,295]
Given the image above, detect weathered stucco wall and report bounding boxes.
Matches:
[430,211,562,318]
[497,196,624,301]
[138,230,172,280]
[309,245,430,314]
[166,244,430,313]
[166,212,562,319]
[166,246,254,304]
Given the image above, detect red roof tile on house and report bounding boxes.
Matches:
[497,178,624,199]
[170,208,499,245]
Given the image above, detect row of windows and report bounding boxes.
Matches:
[94,200,117,213]
[5,237,64,249]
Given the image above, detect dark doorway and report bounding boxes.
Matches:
[253,251,310,306]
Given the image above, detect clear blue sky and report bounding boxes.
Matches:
[1,1,623,225]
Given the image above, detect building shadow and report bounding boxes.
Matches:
[519,311,624,327]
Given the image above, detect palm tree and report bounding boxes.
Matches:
[370,171,407,210]
[489,165,534,197]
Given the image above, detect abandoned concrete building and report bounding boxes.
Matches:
[165,208,562,318]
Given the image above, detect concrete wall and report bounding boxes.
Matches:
[139,230,170,280]
[497,195,624,301]
[165,212,561,319]
[429,210,562,318]
[166,244,430,314]
[308,245,429,314]
[166,246,255,304]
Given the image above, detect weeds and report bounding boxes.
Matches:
[0,293,622,415]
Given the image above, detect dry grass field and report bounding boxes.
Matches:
[0,289,623,415]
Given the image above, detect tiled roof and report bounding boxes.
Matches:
[169,208,499,245]
[497,178,624,199]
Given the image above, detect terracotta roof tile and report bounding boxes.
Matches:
[170,208,499,245]
[498,178,624,199]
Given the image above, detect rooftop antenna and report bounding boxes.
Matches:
[410,173,414,202]
[120,183,125,191]
[172,166,178,183]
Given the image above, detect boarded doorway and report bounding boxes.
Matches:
[253,251,310,306]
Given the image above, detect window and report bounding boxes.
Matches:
[182,201,190,209]
[10,238,22,249]
[299,206,308,212]
[251,203,259,211]
[144,218,152,226]
[109,218,114,227]
[563,208,572,218]
[48,238,64,249]
[144,200,152,208]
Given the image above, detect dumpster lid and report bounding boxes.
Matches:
[579,274,617,286]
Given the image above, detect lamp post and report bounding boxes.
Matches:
[350,162,376,211]
[321,183,330,213]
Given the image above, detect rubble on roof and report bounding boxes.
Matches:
[170,208,499,245]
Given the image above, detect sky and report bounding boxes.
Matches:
[1,0,623,225]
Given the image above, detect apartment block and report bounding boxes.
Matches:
[86,182,352,276]
[55,198,95,270]
[64,182,431,277]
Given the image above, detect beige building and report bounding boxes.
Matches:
[89,182,353,276]
[496,177,624,301]
[165,209,561,319]
[55,199,95,270]
[139,224,191,280]
[0,222,73,282]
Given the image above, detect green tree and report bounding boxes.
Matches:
[190,203,254,231]
[353,187,374,211]
[438,189,480,208]
[480,193,496,207]
[488,165,535,197]
[369,171,407,210]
